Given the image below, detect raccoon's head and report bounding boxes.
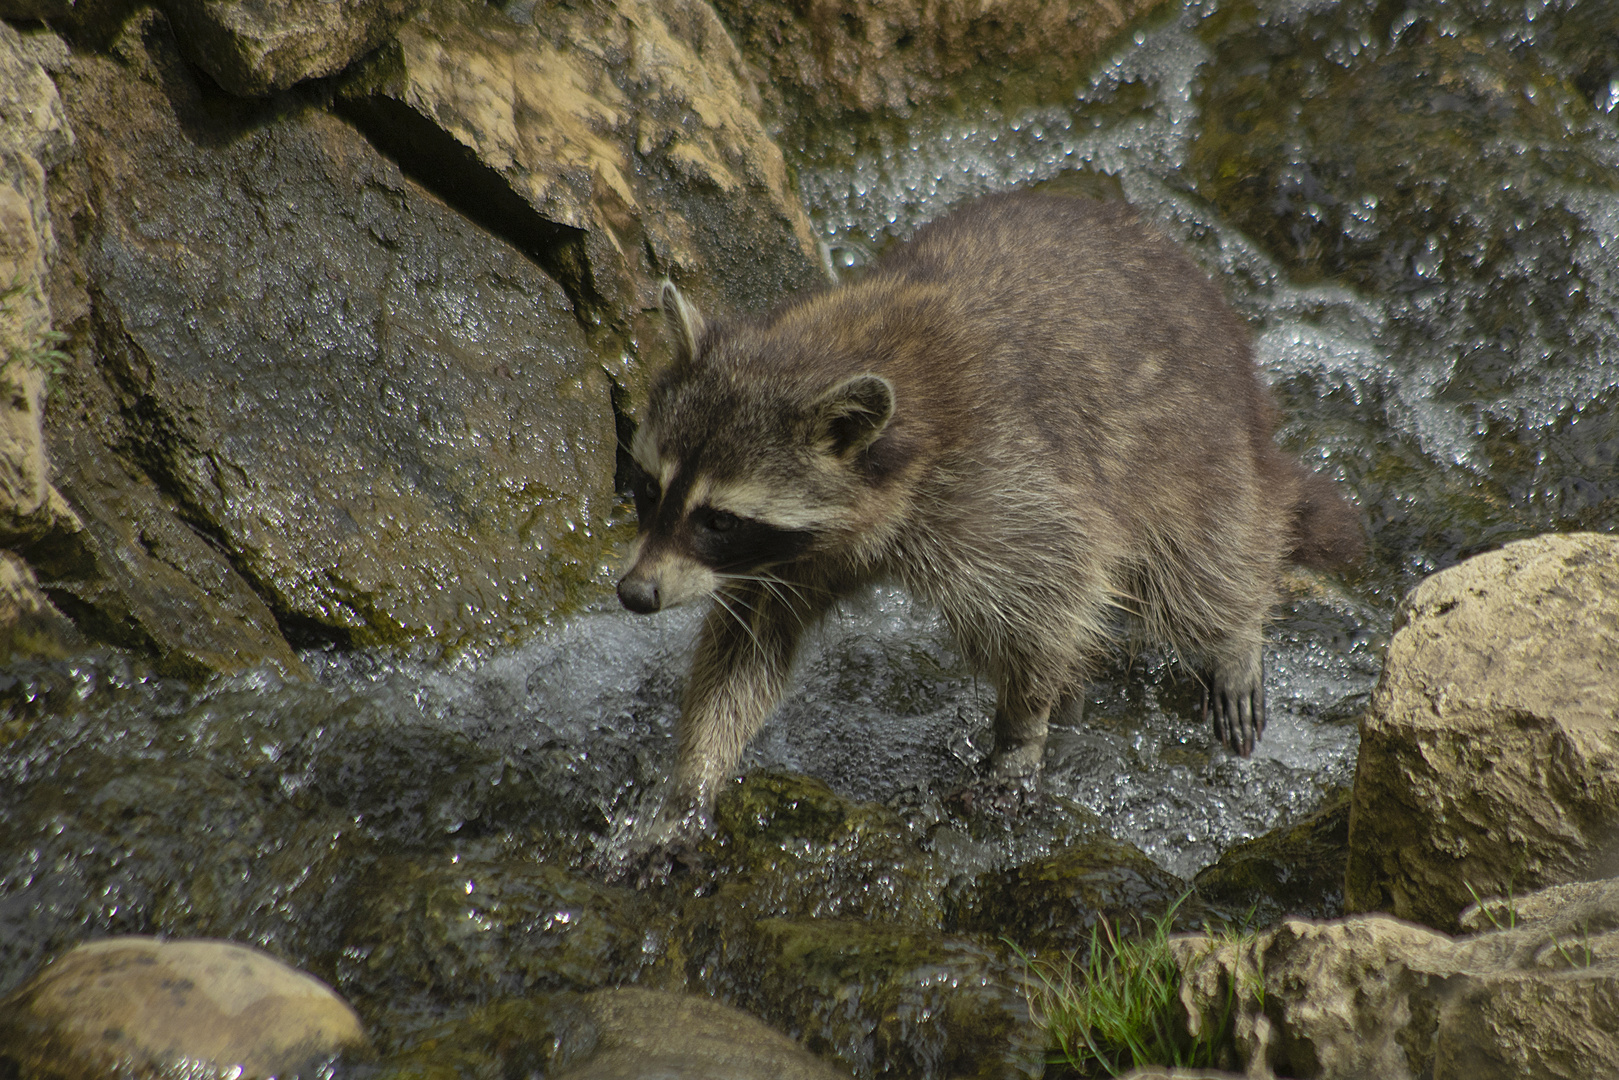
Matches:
[616,283,897,615]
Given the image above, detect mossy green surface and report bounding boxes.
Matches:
[1194,787,1351,928]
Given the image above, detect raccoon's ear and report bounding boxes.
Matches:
[813,374,895,459]
[660,281,707,367]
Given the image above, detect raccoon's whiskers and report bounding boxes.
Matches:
[711,589,768,657]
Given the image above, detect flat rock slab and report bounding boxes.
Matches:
[0,936,367,1078]
[1347,532,1619,930]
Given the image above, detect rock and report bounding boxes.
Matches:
[712,0,1172,117]
[1194,786,1349,928]
[0,22,82,554]
[0,936,368,1078]
[159,0,424,97]
[45,16,618,656]
[1175,880,1619,1080]
[337,841,651,1011]
[368,989,850,1079]
[1345,533,1619,931]
[1190,13,1619,425]
[697,770,944,925]
[948,832,1192,958]
[552,988,850,1080]
[0,549,80,659]
[682,913,1043,1080]
[336,0,823,364]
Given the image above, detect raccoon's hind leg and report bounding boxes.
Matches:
[987,692,1051,783]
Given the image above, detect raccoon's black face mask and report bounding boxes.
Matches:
[615,284,896,615]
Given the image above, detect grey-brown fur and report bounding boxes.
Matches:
[617,192,1361,839]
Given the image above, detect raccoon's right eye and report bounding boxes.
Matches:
[630,467,660,519]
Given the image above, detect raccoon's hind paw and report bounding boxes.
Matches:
[945,760,1042,818]
[1203,666,1265,756]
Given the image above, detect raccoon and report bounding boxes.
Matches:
[617,192,1361,842]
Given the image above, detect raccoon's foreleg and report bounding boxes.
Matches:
[670,580,826,821]
[1202,639,1266,756]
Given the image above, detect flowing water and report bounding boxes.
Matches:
[4,0,1617,1042]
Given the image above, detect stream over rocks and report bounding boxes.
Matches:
[2,0,1617,1075]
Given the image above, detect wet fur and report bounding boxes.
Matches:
[618,192,1362,825]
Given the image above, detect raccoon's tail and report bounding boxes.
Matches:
[1284,466,1365,570]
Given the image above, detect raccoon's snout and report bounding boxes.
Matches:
[617,575,661,614]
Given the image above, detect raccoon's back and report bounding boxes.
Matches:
[876,195,1274,523]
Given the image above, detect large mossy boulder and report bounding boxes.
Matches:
[948,832,1191,958]
[41,14,618,659]
[337,844,651,1011]
[1346,533,1619,931]
[0,936,368,1079]
[1194,786,1350,928]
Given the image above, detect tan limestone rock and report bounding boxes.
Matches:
[0,936,369,1079]
[1345,532,1619,931]
[159,0,425,96]
[0,23,82,551]
[340,0,823,350]
[1175,883,1619,1080]
[0,547,79,658]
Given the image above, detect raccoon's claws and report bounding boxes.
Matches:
[1203,672,1265,756]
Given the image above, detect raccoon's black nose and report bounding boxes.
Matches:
[617,576,661,614]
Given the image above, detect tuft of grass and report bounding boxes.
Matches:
[1013,894,1236,1078]
[0,277,71,388]
[1464,880,1519,931]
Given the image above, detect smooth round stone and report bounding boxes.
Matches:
[0,936,367,1078]
[552,988,848,1080]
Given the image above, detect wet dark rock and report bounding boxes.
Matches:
[697,770,944,925]
[159,0,424,96]
[1193,786,1350,928]
[0,936,368,1079]
[1191,8,1619,419]
[712,0,1173,118]
[0,689,373,995]
[337,841,652,1012]
[948,833,1192,958]
[683,914,1043,1080]
[45,17,617,657]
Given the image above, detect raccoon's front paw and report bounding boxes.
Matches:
[1204,666,1265,756]
[604,804,712,888]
